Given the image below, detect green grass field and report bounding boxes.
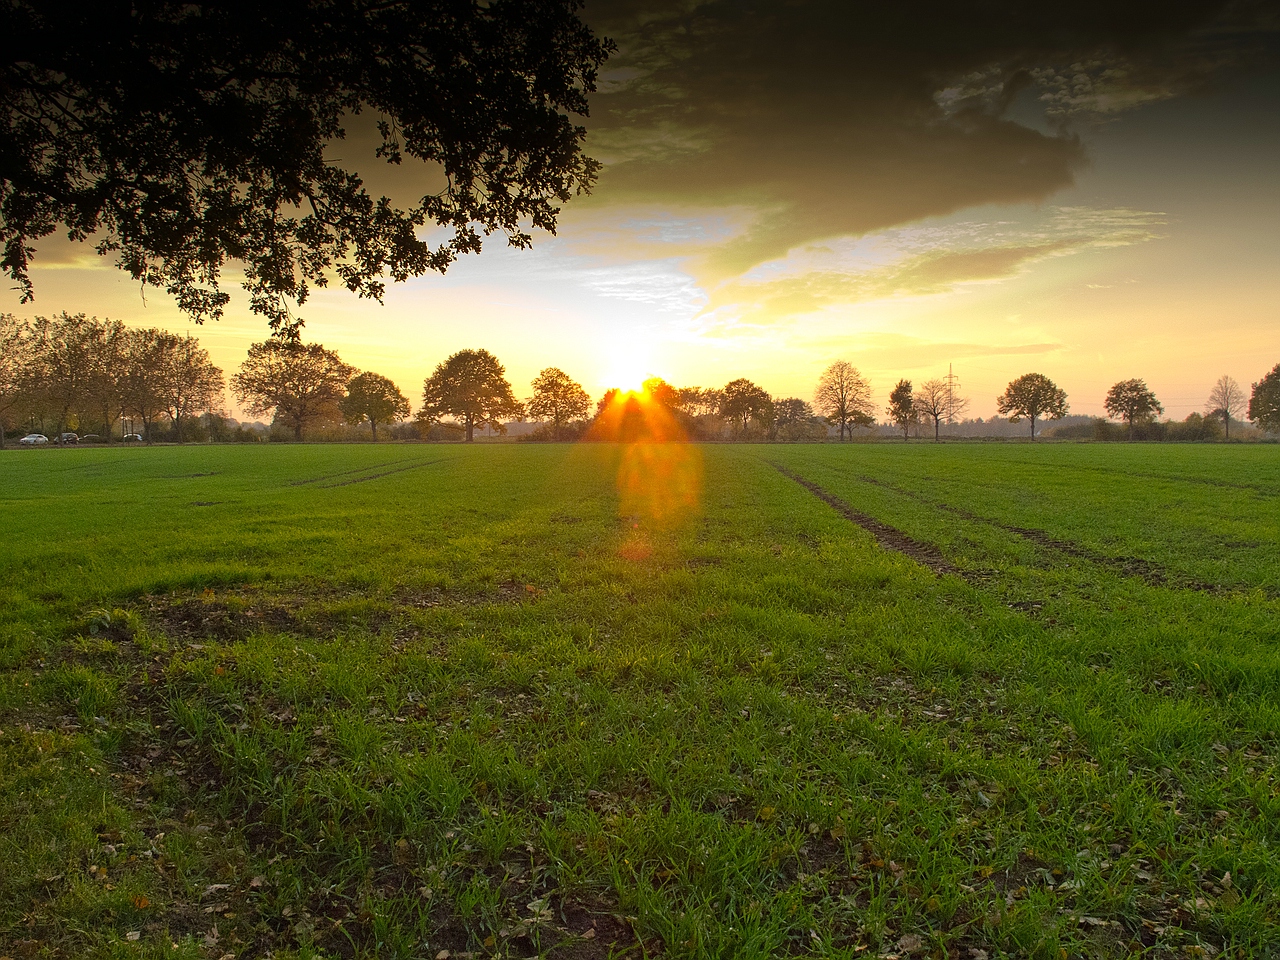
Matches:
[2,442,1277,959]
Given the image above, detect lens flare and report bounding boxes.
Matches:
[588,386,703,532]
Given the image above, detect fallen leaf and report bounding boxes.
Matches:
[126,931,141,942]
[897,932,924,954]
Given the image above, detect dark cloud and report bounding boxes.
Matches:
[581,0,1274,276]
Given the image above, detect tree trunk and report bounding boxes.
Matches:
[466,417,474,442]
[371,419,378,442]
[1224,412,1229,440]
[294,421,303,441]
[0,422,5,449]
[1030,415,1036,439]
[935,417,940,441]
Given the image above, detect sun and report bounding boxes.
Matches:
[602,354,653,395]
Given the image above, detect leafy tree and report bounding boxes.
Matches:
[527,367,590,439]
[642,377,681,411]
[340,372,410,441]
[26,313,126,442]
[232,341,355,440]
[774,397,824,440]
[120,328,174,441]
[3,2,612,335]
[421,349,521,442]
[1207,374,1247,440]
[814,360,873,439]
[158,335,223,441]
[886,379,917,440]
[914,377,970,441]
[676,386,721,418]
[81,322,130,440]
[594,388,620,420]
[0,314,33,447]
[719,378,772,436]
[1249,363,1280,433]
[996,373,1068,439]
[1104,378,1163,437]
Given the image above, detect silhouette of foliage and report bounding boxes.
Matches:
[2,1,613,335]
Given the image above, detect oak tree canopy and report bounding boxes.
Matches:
[2,0,613,336]
[420,348,521,442]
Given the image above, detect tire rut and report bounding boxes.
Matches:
[773,465,960,577]
[318,459,441,488]
[288,456,432,487]
[854,475,1230,595]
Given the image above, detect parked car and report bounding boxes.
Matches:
[58,432,79,443]
[122,433,143,442]
[19,433,49,445]
[79,434,102,443]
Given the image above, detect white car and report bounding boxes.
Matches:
[19,433,49,445]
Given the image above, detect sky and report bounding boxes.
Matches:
[5,0,1279,421]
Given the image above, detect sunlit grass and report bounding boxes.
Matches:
[1,442,1277,958]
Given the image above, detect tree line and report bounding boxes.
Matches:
[6,316,1278,446]
[0,313,224,446]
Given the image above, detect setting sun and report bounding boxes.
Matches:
[600,347,655,395]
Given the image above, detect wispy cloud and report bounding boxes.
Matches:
[704,206,1165,319]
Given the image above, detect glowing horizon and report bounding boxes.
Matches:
[4,7,1277,425]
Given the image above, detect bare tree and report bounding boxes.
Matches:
[814,361,874,439]
[1206,375,1246,440]
[915,378,964,441]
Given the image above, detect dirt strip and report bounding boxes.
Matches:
[774,465,960,577]
[288,456,425,487]
[855,474,1226,595]
[318,458,441,488]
